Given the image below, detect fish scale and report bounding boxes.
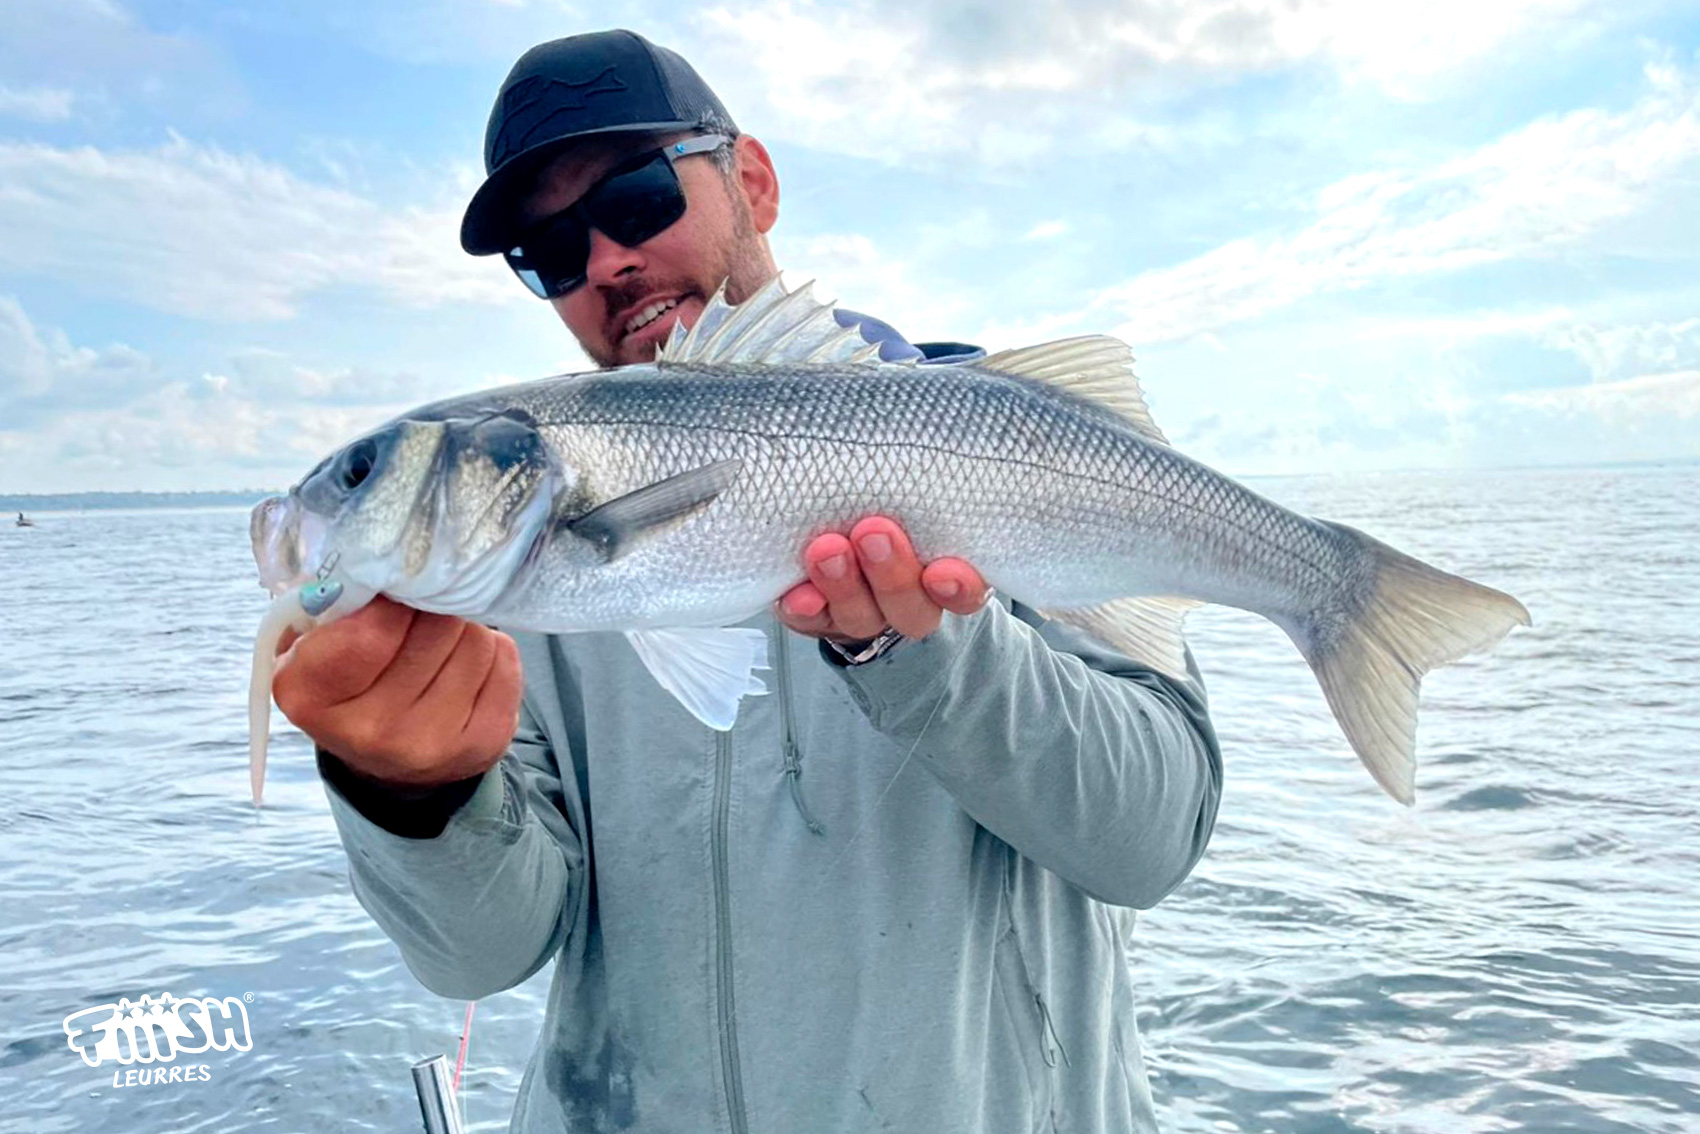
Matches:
[247,278,1529,806]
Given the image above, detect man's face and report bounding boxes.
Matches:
[518,131,779,368]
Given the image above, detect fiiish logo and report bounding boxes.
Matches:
[62,992,254,1088]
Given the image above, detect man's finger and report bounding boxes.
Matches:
[459,632,524,768]
[414,621,500,716]
[849,517,939,639]
[804,532,886,641]
[375,613,473,706]
[776,581,832,635]
[920,558,991,616]
[277,598,416,707]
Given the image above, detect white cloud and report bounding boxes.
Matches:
[0,296,157,426]
[1502,368,1700,421]
[1088,61,1700,345]
[774,232,975,343]
[1170,362,1700,476]
[0,85,75,122]
[7,379,413,495]
[1022,220,1069,242]
[0,0,242,124]
[683,0,1607,163]
[0,298,431,492]
[0,137,519,321]
[1544,317,1700,384]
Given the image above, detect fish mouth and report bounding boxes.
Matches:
[250,493,329,596]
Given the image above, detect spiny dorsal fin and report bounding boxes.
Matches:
[1038,595,1200,681]
[980,336,1167,444]
[656,278,889,367]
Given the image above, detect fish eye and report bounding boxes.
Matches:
[339,439,378,492]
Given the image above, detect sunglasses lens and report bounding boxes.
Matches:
[587,154,688,249]
[505,214,590,299]
[503,147,695,299]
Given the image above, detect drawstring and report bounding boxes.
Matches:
[773,628,824,836]
[1035,994,1070,1068]
[782,738,826,836]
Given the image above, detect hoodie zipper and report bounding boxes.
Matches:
[712,730,749,1134]
[774,631,824,835]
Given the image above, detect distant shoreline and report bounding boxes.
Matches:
[1,491,279,513]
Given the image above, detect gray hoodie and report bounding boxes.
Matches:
[323,597,1221,1133]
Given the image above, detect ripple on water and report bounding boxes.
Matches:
[5,474,1700,1132]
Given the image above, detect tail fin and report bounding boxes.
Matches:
[1294,523,1530,805]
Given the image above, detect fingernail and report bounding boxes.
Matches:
[859,533,891,563]
[930,579,960,600]
[820,554,848,580]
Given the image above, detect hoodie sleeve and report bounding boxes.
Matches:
[828,598,1223,909]
[319,690,584,1001]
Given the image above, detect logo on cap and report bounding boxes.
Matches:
[493,66,630,166]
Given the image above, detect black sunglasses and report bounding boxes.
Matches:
[503,133,731,300]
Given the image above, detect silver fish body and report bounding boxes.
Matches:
[442,364,1328,633]
[250,280,1529,805]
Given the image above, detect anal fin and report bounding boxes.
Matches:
[1038,596,1200,682]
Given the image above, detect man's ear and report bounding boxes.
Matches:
[734,135,780,234]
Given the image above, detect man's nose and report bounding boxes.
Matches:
[583,226,644,287]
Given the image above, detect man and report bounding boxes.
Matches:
[274,29,1223,1134]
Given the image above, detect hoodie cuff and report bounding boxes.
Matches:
[316,748,501,839]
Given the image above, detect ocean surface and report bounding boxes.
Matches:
[1,465,1696,1133]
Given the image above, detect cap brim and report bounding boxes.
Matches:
[459,119,703,255]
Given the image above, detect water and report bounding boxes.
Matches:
[1,466,1696,1133]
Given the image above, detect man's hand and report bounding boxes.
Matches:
[272,596,523,792]
[776,516,989,645]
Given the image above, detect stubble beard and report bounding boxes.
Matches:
[580,196,776,369]
[718,195,777,307]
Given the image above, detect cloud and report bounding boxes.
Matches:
[1544,317,1700,384]
[1087,60,1700,345]
[0,0,242,125]
[0,137,519,321]
[683,0,1606,163]
[773,231,976,343]
[0,298,432,492]
[1172,362,1700,476]
[0,85,75,122]
[1502,368,1700,422]
[0,296,159,427]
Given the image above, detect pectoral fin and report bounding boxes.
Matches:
[625,626,770,730]
[567,459,742,561]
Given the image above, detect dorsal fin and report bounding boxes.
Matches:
[655,277,891,367]
[979,336,1167,443]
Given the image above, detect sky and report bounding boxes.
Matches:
[1,0,1698,493]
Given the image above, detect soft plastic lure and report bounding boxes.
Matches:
[247,579,367,805]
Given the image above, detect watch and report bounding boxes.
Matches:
[823,627,905,666]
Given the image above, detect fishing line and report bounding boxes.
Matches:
[453,1000,476,1093]
[817,607,991,881]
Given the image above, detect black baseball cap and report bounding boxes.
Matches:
[460,29,738,255]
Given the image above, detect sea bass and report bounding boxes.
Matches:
[248,278,1529,806]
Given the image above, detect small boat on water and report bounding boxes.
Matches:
[15,512,34,528]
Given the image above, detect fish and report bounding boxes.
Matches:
[248,277,1529,806]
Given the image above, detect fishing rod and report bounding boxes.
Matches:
[412,1000,477,1134]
